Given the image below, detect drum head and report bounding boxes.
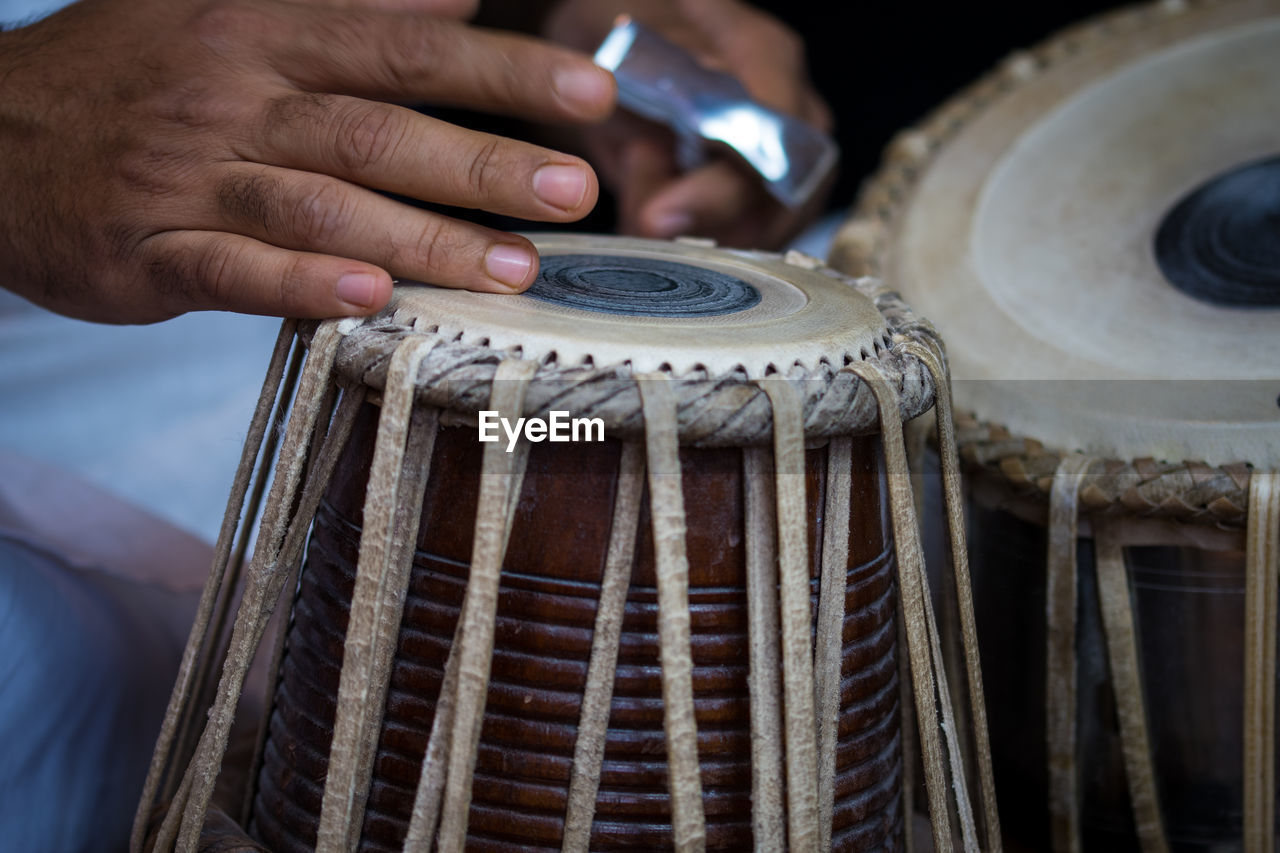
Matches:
[842,0,1280,466]
[387,234,890,379]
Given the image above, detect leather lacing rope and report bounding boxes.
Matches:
[317,335,447,851]
[901,341,1001,853]
[133,316,1001,852]
[1243,473,1278,853]
[130,319,299,853]
[1040,457,1279,853]
[139,319,360,852]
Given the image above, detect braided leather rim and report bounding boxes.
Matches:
[303,258,940,448]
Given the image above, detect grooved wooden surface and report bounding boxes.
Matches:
[251,408,902,850]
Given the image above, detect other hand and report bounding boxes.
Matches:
[544,0,832,249]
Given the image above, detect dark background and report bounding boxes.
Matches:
[753,1,1122,209]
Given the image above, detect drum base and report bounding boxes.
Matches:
[966,495,1275,852]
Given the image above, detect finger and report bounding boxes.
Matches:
[615,137,678,236]
[636,159,765,243]
[139,230,394,318]
[205,163,540,292]
[228,5,616,121]
[251,93,598,219]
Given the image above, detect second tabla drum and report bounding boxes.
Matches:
[833,1,1280,850]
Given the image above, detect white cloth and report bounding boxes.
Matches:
[0,529,198,852]
[0,289,281,543]
[0,0,65,25]
[0,289,273,848]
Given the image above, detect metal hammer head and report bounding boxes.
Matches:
[594,16,838,209]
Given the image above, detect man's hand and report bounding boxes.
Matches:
[0,0,615,323]
[544,0,832,250]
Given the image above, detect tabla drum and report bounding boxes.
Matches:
[131,235,995,852]
[832,1,1280,850]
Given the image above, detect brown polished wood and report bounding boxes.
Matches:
[251,403,902,851]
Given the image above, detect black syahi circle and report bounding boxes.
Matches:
[526,253,762,317]
[1155,155,1280,308]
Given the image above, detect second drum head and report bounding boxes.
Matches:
[838,0,1280,467]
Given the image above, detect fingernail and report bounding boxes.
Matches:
[649,210,694,238]
[553,65,614,112]
[485,244,534,289]
[336,272,378,308]
[533,164,589,211]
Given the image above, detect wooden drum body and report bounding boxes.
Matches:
[134,236,992,852]
[835,1,1280,850]
[255,415,900,850]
